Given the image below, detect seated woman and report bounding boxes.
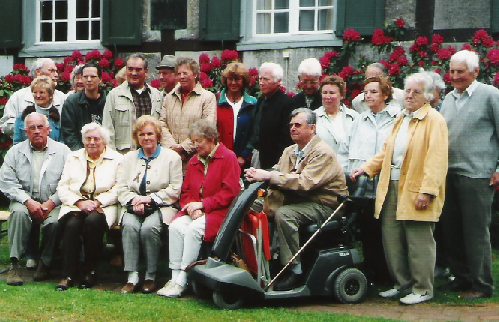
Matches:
[157,119,241,298]
[117,115,182,294]
[352,72,448,305]
[56,123,122,290]
[14,76,61,144]
[216,62,257,169]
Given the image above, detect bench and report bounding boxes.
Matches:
[0,210,10,240]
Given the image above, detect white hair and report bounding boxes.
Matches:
[24,112,49,129]
[31,58,55,77]
[259,62,284,82]
[424,71,446,91]
[81,122,110,145]
[450,50,479,72]
[297,58,322,77]
[404,72,435,101]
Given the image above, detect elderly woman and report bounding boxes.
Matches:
[352,72,448,305]
[56,123,122,290]
[291,58,323,110]
[216,62,257,169]
[66,64,85,96]
[14,76,61,144]
[157,119,241,298]
[425,71,446,110]
[315,75,359,170]
[117,115,182,294]
[160,57,217,167]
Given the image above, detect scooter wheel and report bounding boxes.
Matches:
[191,280,211,299]
[333,268,367,304]
[212,289,245,310]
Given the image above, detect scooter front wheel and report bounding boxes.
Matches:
[212,289,245,310]
[191,280,211,299]
[333,267,367,304]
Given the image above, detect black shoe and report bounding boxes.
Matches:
[79,271,96,289]
[33,261,49,281]
[439,279,472,292]
[273,271,304,291]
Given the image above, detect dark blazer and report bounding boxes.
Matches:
[291,91,322,111]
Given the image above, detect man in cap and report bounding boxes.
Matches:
[156,55,177,95]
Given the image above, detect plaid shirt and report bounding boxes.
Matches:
[130,85,152,119]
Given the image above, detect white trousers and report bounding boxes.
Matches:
[168,215,206,270]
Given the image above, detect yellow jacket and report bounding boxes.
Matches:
[362,104,448,222]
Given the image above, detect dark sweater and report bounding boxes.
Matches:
[290,91,322,111]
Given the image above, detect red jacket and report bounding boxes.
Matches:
[176,143,241,242]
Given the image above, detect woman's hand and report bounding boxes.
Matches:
[76,199,100,214]
[131,196,152,206]
[190,209,204,220]
[415,193,433,210]
[182,201,203,216]
[133,203,146,216]
[350,168,366,182]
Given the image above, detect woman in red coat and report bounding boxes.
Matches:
[157,119,241,298]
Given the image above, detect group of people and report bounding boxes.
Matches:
[0,49,496,305]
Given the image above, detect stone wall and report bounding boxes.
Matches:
[434,0,490,29]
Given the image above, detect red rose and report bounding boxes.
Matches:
[339,66,355,80]
[199,53,210,64]
[99,58,111,69]
[487,49,499,66]
[395,18,405,29]
[63,56,74,65]
[416,36,429,47]
[61,71,71,82]
[418,61,426,67]
[437,48,453,61]
[432,34,444,45]
[200,77,213,89]
[56,63,65,72]
[287,91,296,98]
[221,50,239,62]
[343,28,362,43]
[319,56,331,69]
[13,64,28,71]
[372,29,392,46]
[0,97,8,106]
[473,29,495,48]
[71,51,83,60]
[397,56,409,66]
[114,58,125,69]
[103,50,113,60]
[200,63,213,74]
[461,43,473,51]
[379,60,390,70]
[388,64,400,76]
[151,79,161,89]
[101,72,112,83]
[443,73,451,84]
[85,50,101,61]
[211,56,221,68]
[494,73,499,86]
[22,76,32,86]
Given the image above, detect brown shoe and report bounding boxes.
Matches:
[6,263,23,286]
[33,261,49,281]
[460,290,492,300]
[56,277,74,291]
[142,280,156,294]
[121,283,137,294]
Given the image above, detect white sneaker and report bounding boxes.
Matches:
[379,288,399,298]
[157,282,185,298]
[26,259,37,269]
[400,292,433,305]
[156,280,175,296]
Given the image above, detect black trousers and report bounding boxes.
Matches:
[61,211,108,278]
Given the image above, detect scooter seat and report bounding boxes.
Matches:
[303,219,342,234]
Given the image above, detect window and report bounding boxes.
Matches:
[37,0,101,43]
[254,0,334,36]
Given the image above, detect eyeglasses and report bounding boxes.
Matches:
[289,122,305,129]
[84,136,102,143]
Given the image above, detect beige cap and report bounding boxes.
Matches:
[156,55,176,70]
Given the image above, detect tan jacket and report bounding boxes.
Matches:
[57,148,123,227]
[362,104,448,222]
[265,135,348,214]
[160,83,217,153]
[102,82,163,152]
[116,147,183,224]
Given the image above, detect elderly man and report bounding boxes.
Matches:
[0,112,70,286]
[439,50,499,299]
[245,108,348,291]
[249,62,293,169]
[61,63,106,150]
[291,58,322,110]
[0,58,66,137]
[156,55,177,95]
[351,63,404,114]
[102,53,163,154]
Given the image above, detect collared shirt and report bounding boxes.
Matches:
[451,80,478,111]
[293,139,312,169]
[130,85,153,119]
[80,149,105,199]
[198,143,220,175]
[138,146,162,199]
[31,149,47,199]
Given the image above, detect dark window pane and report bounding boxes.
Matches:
[55,22,67,41]
[55,0,67,19]
[275,0,289,9]
[274,12,289,33]
[41,1,52,20]
[41,22,52,41]
[300,0,315,7]
[91,21,100,40]
[77,0,89,18]
[76,21,89,40]
[319,0,332,5]
[299,10,314,31]
[91,0,100,18]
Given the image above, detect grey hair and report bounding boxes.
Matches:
[81,122,110,145]
[127,53,148,69]
[24,112,49,129]
[291,107,316,125]
[175,57,200,76]
[30,58,55,77]
[259,62,284,82]
[404,72,435,101]
[70,64,84,87]
[450,50,479,72]
[189,119,219,142]
[366,62,387,75]
[425,71,446,91]
[298,58,322,77]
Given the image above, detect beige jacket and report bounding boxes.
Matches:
[362,104,448,222]
[265,136,348,214]
[57,148,123,227]
[102,81,163,153]
[116,147,183,224]
[160,83,217,153]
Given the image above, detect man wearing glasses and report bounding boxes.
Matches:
[291,58,323,111]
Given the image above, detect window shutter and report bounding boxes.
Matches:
[336,0,385,36]
[199,0,240,41]
[102,0,142,46]
[0,0,22,49]
[492,0,499,33]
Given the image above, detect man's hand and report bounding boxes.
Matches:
[415,193,433,210]
[490,172,499,190]
[190,209,204,220]
[25,199,44,222]
[40,199,56,220]
[131,196,152,206]
[182,201,203,216]
[244,167,271,182]
[350,168,366,183]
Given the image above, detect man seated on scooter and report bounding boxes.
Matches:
[245,107,348,291]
